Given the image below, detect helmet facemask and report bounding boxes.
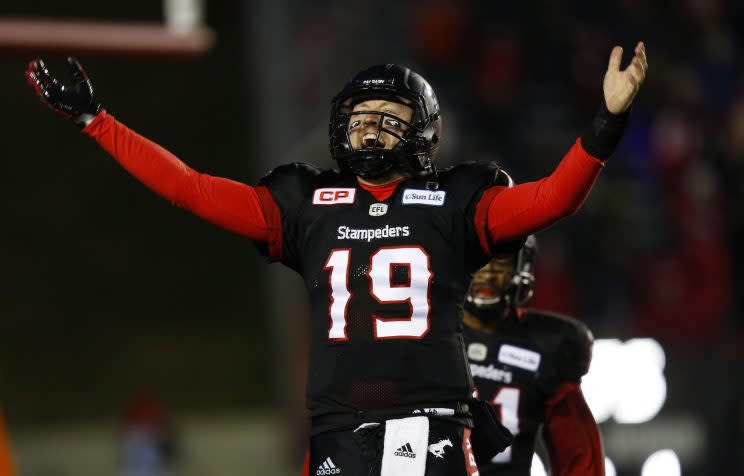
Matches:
[464,258,519,325]
[464,235,537,325]
[342,103,416,178]
[329,65,441,180]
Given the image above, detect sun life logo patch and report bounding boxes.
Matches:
[497,344,541,372]
[401,189,446,206]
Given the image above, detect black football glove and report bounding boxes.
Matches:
[468,397,514,465]
[25,57,101,128]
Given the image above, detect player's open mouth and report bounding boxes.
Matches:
[474,288,498,298]
[361,133,386,149]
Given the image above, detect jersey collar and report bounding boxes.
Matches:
[357,177,404,202]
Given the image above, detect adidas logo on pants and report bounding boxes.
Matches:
[394,442,416,458]
[316,457,341,475]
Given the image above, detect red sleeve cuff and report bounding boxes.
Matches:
[473,185,506,257]
[254,185,283,261]
[576,138,606,167]
[82,109,110,136]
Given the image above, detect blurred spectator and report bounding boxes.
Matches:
[408,0,471,71]
[118,392,178,476]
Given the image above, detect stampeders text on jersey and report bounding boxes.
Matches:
[336,225,411,242]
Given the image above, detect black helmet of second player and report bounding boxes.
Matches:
[329,64,442,179]
[464,235,538,323]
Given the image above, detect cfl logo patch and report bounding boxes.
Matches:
[313,188,356,205]
[369,203,388,216]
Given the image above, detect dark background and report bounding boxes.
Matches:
[0,1,270,422]
[0,1,742,475]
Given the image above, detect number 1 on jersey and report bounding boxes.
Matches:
[324,246,432,341]
[491,387,521,463]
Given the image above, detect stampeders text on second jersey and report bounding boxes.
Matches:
[259,162,513,418]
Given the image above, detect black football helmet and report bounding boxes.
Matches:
[464,235,537,323]
[329,64,442,179]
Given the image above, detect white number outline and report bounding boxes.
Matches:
[322,246,433,341]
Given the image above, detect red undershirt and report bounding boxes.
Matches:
[83,111,605,257]
[358,178,403,202]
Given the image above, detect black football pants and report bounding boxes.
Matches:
[309,418,479,476]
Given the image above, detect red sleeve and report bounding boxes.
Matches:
[82,111,276,242]
[475,139,604,249]
[542,382,604,476]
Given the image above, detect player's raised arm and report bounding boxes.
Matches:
[480,42,648,248]
[25,58,272,243]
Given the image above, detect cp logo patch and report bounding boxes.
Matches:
[312,188,356,205]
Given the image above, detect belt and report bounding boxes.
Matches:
[311,401,472,434]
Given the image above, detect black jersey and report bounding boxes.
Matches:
[259,162,516,419]
[463,310,593,476]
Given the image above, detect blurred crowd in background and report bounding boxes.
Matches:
[284,1,744,473]
[0,0,742,475]
[289,0,744,345]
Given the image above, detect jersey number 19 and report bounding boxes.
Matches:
[324,246,432,340]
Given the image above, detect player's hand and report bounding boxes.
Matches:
[603,41,648,114]
[25,57,101,128]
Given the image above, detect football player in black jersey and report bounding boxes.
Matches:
[26,42,646,476]
[464,236,604,476]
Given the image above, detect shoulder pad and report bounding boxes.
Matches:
[523,310,593,381]
[439,160,512,189]
[436,161,513,212]
[258,162,325,208]
[558,317,593,381]
[258,162,322,189]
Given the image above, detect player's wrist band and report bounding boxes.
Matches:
[579,100,630,160]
